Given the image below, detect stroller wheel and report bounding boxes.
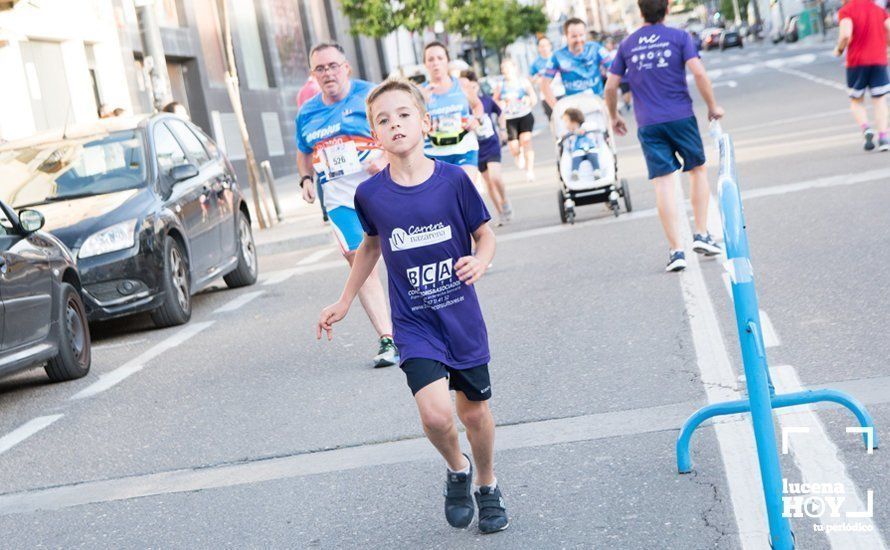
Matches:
[558,189,568,224]
[621,178,633,213]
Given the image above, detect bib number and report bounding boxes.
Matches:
[322,140,362,179]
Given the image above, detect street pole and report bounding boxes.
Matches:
[731,0,743,25]
[219,0,269,229]
[134,0,173,111]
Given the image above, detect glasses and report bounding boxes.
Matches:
[312,62,346,76]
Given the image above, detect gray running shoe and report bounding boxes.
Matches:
[373,337,398,368]
[879,136,890,152]
[864,128,876,151]
[474,484,509,534]
[444,454,474,528]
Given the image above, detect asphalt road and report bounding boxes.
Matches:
[0,37,887,549]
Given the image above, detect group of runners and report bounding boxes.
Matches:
[295,0,735,536]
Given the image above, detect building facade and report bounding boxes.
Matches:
[0,0,393,186]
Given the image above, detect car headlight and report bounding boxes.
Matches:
[79,219,139,259]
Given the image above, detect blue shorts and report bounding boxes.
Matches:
[847,65,890,99]
[638,116,706,180]
[327,206,364,253]
[428,150,479,167]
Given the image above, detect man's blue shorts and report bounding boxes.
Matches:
[428,150,479,167]
[637,116,706,180]
[847,65,890,99]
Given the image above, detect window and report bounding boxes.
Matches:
[154,124,188,175]
[167,120,211,166]
[192,127,220,159]
[233,0,270,89]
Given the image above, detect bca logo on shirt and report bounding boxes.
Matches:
[639,34,660,45]
[407,258,454,288]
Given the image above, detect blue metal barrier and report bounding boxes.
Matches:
[676,125,879,550]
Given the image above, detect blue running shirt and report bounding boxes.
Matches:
[545,42,608,96]
[354,161,491,369]
[498,78,533,119]
[295,79,383,210]
[424,78,479,157]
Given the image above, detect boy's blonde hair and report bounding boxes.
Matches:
[366,79,427,126]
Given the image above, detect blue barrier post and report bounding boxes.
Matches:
[676,125,878,549]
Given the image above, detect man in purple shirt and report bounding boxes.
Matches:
[605,0,725,272]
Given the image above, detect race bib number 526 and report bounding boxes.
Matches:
[321,139,362,179]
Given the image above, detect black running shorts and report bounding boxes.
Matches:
[505,112,534,141]
[400,358,492,401]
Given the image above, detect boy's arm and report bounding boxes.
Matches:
[317,235,382,339]
[455,223,496,286]
[686,58,724,121]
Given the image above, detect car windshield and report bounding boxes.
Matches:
[2,130,147,209]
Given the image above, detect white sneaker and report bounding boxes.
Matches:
[526,170,535,182]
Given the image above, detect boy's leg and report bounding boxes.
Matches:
[480,168,505,213]
[570,156,582,172]
[688,165,710,236]
[488,162,509,208]
[586,151,600,170]
[653,174,682,251]
[414,378,467,471]
[455,393,496,486]
[850,97,870,128]
[872,94,888,133]
[519,131,535,175]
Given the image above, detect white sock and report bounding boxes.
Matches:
[447,458,470,475]
[474,477,497,492]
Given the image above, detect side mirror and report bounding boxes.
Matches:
[170,163,199,182]
[18,209,45,233]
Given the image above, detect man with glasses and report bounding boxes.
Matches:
[540,18,609,108]
[296,42,398,368]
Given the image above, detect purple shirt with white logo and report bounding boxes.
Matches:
[354,160,492,369]
[610,24,699,127]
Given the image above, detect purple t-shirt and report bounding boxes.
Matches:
[610,24,699,128]
[354,160,492,369]
[477,95,502,162]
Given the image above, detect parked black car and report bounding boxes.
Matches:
[0,114,258,328]
[0,201,91,381]
[720,29,744,50]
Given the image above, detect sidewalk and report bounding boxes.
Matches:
[249,173,335,256]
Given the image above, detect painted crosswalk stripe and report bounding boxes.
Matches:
[296,248,336,266]
[213,291,265,314]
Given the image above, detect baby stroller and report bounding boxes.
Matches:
[551,92,632,224]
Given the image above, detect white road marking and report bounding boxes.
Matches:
[71,321,215,400]
[674,178,771,549]
[718,273,781,348]
[741,167,890,199]
[712,80,739,89]
[729,108,849,134]
[773,66,847,91]
[0,415,64,456]
[296,247,336,266]
[772,365,887,548]
[92,339,147,351]
[260,259,345,286]
[213,291,265,314]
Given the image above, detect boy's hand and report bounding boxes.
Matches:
[612,114,628,137]
[317,300,349,341]
[708,105,725,121]
[455,255,487,285]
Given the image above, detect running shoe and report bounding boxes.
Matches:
[864,128,876,151]
[526,170,535,182]
[501,202,514,223]
[692,233,723,256]
[444,454,474,528]
[373,337,398,368]
[880,137,890,152]
[474,484,509,534]
[666,250,687,272]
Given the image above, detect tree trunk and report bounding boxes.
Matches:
[219,0,269,229]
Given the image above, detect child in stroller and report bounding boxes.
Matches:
[561,107,603,181]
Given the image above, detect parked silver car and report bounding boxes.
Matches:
[0,201,91,382]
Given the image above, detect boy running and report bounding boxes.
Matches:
[605,0,723,272]
[316,80,509,534]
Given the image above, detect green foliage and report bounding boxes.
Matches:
[445,0,547,53]
[341,0,442,37]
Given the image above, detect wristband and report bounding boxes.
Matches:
[300,175,313,189]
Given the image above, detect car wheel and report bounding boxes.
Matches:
[223,210,258,288]
[151,237,192,328]
[45,283,91,382]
